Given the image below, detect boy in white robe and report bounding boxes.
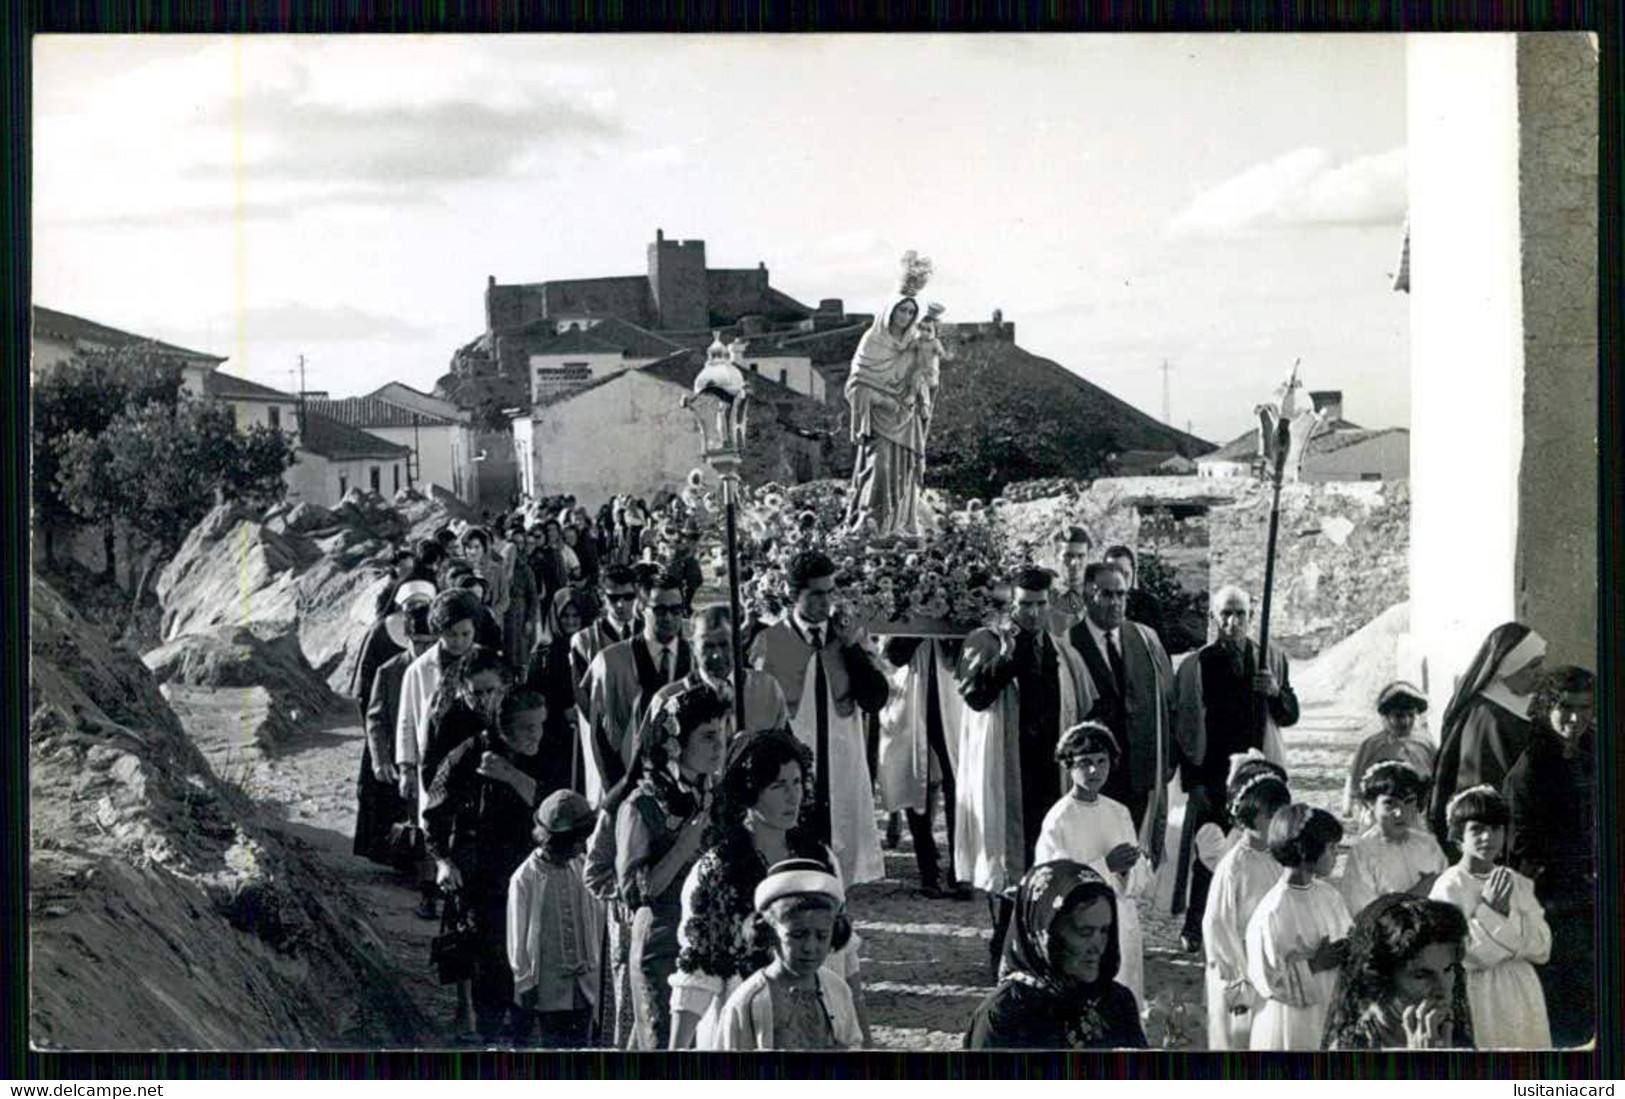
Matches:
[1430,785,1552,1049]
[1035,721,1151,1009]
[1245,804,1352,1050]
[1340,760,1448,920]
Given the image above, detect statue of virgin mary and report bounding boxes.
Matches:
[844,251,947,537]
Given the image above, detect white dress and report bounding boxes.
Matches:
[1339,826,1448,920]
[1034,793,1152,1010]
[1245,877,1353,1051]
[1430,865,1553,1049]
[1201,841,1281,1051]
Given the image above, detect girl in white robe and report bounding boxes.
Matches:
[1430,786,1552,1048]
[1245,804,1353,1050]
[1340,761,1448,920]
[1035,722,1151,1010]
[1201,754,1293,1050]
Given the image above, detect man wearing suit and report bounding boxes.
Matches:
[583,569,693,795]
[1065,564,1175,858]
[569,565,642,803]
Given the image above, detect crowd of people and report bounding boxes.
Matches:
[345,505,1599,1053]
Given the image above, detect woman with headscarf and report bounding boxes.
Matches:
[612,684,729,1049]
[353,580,437,864]
[963,859,1148,1049]
[843,252,946,537]
[525,588,590,799]
[1427,623,1547,847]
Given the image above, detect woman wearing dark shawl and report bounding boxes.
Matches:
[843,252,946,537]
[964,860,1147,1050]
[525,588,590,799]
[1427,623,1547,848]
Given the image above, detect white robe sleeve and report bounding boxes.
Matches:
[507,858,540,996]
[1338,844,1378,920]
[1203,856,1250,988]
[1464,874,1553,968]
[1246,900,1315,1009]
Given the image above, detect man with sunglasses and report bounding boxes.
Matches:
[638,604,788,746]
[584,568,694,794]
[569,565,642,803]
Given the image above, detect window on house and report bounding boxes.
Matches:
[778,368,788,385]
[750,363,759,373]
[370,466,381,493]
[339,474,349,497]
[268,406,281,430]
[394,465,401,493]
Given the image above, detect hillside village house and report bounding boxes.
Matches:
[512,347,827,505]
[288,412,411,506]
[1196,390,1411,483]
[32,305,416,516]
[306,383,480,504]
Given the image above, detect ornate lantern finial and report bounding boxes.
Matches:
[685,332,751,471]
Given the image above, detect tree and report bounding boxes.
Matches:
[55,396,297,606]
[31,345,184,567]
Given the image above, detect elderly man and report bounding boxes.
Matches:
[958,566,1094,973]
[1171,584,1297,952]
[638,603,788,744]
[1065,563,1175,845]
[583,568,693,794]
[750,549,890,886]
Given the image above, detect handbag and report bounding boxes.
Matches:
[428,892,480,985]
[385,822,425,873]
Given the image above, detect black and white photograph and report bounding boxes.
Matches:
[25,33,1601,1055]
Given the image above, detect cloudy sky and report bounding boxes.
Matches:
[33,35,1409,443]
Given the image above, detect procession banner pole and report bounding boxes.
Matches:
[722,472,747,732]
[1256,417,1291,740]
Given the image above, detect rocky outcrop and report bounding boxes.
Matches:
[29,575,430,1049]
[155,487,470,694]
[143,625,342,750]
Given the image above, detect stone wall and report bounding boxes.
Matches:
[1207,479,1410,660]
[999,476,1410,661]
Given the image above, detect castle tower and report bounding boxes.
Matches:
[646,229,709,331]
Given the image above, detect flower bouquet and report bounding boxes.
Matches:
[702,475,1020,636]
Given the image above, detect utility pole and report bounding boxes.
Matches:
[1160,358,1173,425]
[297,354,308,437]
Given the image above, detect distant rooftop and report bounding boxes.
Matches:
[33,305,226,364]
[299,411,411,460]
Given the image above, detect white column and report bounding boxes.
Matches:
[1404,34,1525,701]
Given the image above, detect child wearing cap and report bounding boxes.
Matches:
[508,789,604,1048]
[715,858,863,1050]
[1338,760,1447,920]
[1343,681,1435,826]
[1034,721,1152,1011]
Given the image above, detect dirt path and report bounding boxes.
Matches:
[190,694,1367,1051]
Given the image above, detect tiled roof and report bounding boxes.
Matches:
[305,395,456,429]
[299,411,411,460]
[365,382,465,422]
[203,370,297,402]
[526,328,629,356]
[1202,424,1398,464]
[532,349,825,430]
[33,305,226,363]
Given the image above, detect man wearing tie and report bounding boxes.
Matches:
[749,549,890,886]
[1066,564,1175,854]
[570,564,643,804]
[638,603,789,744]
[584,568,693,796]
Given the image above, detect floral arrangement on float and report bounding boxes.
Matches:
[686,473,1022,636]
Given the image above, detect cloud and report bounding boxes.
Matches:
[186,303,433,345]
[1165,146,1406,240]
[45,186,445,229]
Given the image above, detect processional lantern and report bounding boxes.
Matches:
[684,333,752,475]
